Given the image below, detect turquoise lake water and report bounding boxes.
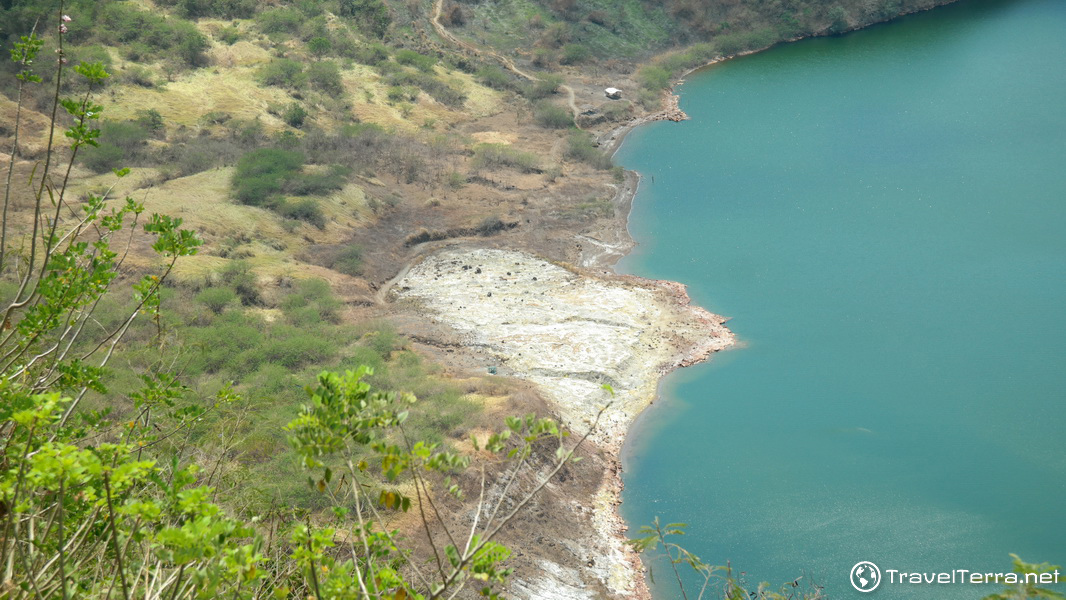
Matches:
[614,0,1066,598]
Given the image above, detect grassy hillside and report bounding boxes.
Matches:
[0,0,624,516]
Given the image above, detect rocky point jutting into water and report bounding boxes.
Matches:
[393,247,734,598]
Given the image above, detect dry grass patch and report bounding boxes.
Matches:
[209,40,273,68]
[105,66,291,129]
[471,131,516,145]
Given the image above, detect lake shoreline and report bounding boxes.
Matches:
[597,0,964,159]
[593,1,966,597]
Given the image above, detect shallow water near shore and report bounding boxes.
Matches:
[614,0,1066,598]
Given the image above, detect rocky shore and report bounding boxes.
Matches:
[394,248,734,598]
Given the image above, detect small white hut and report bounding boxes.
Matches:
[604,87,622,99]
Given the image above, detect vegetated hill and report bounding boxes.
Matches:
[444,0,954,62]
[0,0,631,517]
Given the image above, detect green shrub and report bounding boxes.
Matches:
[386,85,417,103]
[307,36,332,57]
[520,73,563,100]
[232,148,305,205]
[134,109,166,135]
[601,100,633,121]
[79,120,151,173]
[395,49,437,72]
[299,15,329,42]
[259,58,307,89]
[716,28,778,55]
[338,0,391,38]
[636,88,661,110]
[328,245,363,276]
[176,148,217,176]
[190,312,265,372]
[220,261,262,306]
[534,102,574,129]
[566,196,614,221]
[658,43,718,75]
[263,326,335,368]
[68,45,113,83]
[122,42,153,63]
[446,172,467,189]
[829,5,850,34]
[355,320,399,357]
[283,102,308,128]
[96,3,208,67]
[565,130,612,170]
[218,25,241,45]
[80,143,125,174]
[332,35,358,58]
[476,65,511,90]
[532,48,555,68]
[178,31,210,67]
[281,279,342,322]
[386,71,465,107]
[196,287,237,314]
[157,0,258,19]
[306,60,344,95]
[472,143,541,173]
[122,64,155,87]
[560,43,590,65]
[285,165,349,196]
[638,65,672,90]
[256,8,303,35]
[277,198,327,228]
[353,43,390,66]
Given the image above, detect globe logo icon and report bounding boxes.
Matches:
[850,561,881,592]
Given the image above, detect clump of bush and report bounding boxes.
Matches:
[220,260,262,306]
[386,85,418,103]
[281,278,343,325]
[218,25,241,45]
[520,73,563,100]
[600,100,634,122]
[96,3,208,67]
[282,102,308,128]
[560,43,590,65]
[259,58,307,89]
[155,0,258,19]
[394,49,437,72]
[472,143,541,173]
[231,148,347,227]
[256,7,303,35]
[386,71,466,107]
[637,65,672,91]
[306,60,344,95]
[315,244,364,277]
[565,131,612,170]
[565,196,614,221]
[196,287,237,314]
[79,120,151,173]
[715,28,778,55]
[351,42,390,66]
[476,65,512,90]
[275,198,326,228]
[121,65,155,88]
[338,0,391,38]
[233,148,305,205]
[534,101,574,129]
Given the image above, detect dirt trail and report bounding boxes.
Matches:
[431,0,581,125]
